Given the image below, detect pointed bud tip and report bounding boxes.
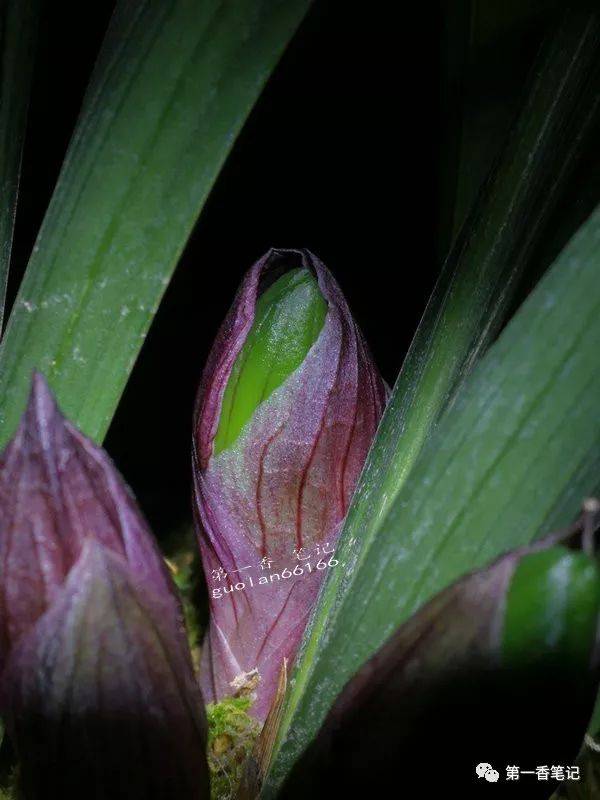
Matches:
[1,371,62,462]
[23,370,62,432]
[29,369,54,399]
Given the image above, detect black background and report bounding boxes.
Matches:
[4,2,600,798]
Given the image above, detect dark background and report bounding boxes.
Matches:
[4,2,600,797]
[8,0,576,541]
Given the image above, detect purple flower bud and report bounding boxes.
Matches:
[193,249,387,720]
[0,374,208,799]
[278,524,600,798]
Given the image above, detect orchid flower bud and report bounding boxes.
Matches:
[279,533,600,798]
[0,374,208,799]
[193,248,387,720]
[502,546,600,670]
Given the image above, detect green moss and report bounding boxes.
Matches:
[162,530,205,671]
[206,696,260,800]
[169,551,203,663]
[0,767,18,799]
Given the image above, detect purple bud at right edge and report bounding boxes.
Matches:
[192,249,387,720]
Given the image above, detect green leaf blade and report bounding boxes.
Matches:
[0,0,39,332]
[365,8,600,540]
[265,204,600,795]
[0,0,311,445]
[262,16,600,792]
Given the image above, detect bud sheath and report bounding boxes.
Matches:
[193,248,387,720]
[0,375,208,799]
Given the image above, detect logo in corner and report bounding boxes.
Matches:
[476,763,500,783]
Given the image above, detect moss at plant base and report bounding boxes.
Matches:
[206,697,260,800]
[0,700,259,800]
[163,539,205,671]
[0,767,18,799]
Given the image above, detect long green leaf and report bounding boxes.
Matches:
[373,8,599,539]
[263,16,600,787]
[435,0,470,263]
[0,0,39,332]
[263,12,600,789]
[451,0,551,236]
[0,0,311,445]
[265,200,600,796]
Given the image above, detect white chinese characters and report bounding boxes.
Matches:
[477,763,581,783]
